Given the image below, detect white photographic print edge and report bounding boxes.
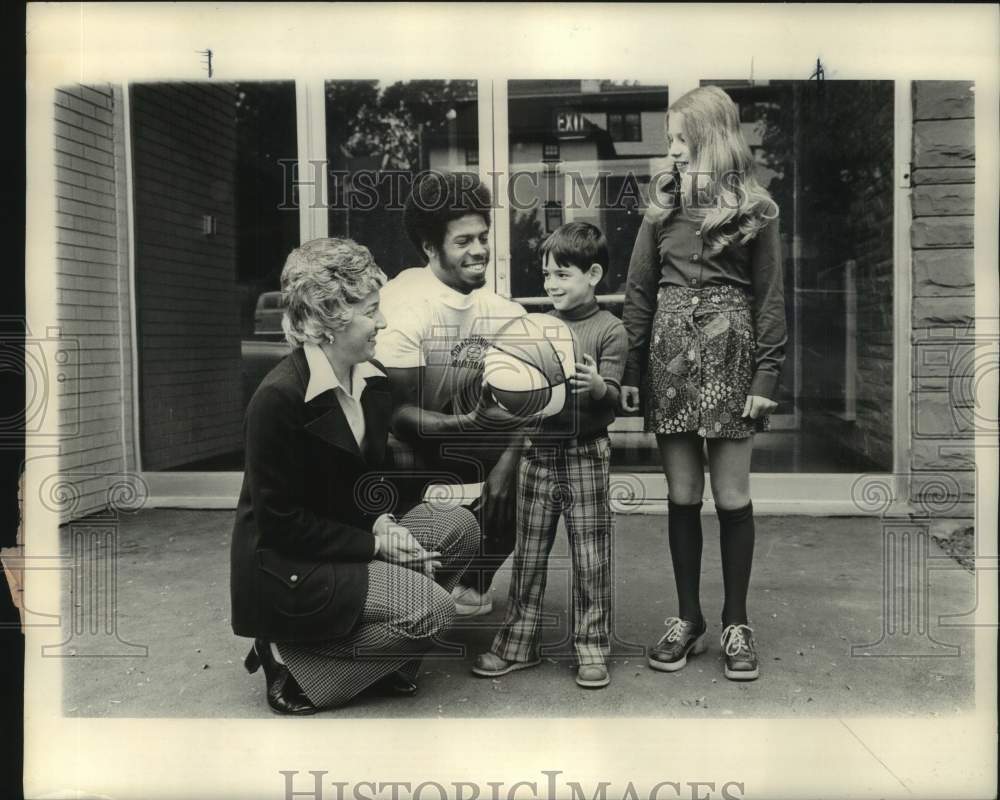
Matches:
[23,4,998,800]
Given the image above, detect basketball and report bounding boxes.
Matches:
[483,314,576,418]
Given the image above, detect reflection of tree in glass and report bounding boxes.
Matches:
[747,81,894,423]
[325,80,477,170]
[754,82,892,272]
[738,98,791,212]
[510,209,547,298]
[232,83,299,336]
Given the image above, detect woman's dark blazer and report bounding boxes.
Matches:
[230,347,397,644]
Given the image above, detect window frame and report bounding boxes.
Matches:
[130,74,910,504]
[608,111,642,142]
[543,201,563,233]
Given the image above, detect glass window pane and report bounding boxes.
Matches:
[608,113,624,141]
[505,79,894,474]
[624,112,642,141]
[506,79,670,471]
[699,79,895,473]
[325,80,479,280]
[131,81,298,471]
[544,202,563,233]
[507,79,670,309]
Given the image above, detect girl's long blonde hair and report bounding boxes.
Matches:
[664,85,778,252]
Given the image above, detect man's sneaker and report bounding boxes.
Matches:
[452,585,493,617]
[648,616,708,672]
[720,623,759,681]
[471,652,541,677]
[575,663,610,689]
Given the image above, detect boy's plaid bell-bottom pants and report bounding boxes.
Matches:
[492,435,614,667]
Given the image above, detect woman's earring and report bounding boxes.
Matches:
[326,334,335,344]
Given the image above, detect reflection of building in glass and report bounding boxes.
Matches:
[503,80,670,300]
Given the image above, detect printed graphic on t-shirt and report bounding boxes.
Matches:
[449,335,492,370]
[424,326,509,415]
[375,266,527,414]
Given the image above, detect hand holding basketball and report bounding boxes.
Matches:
[570,354,607,399]
[471,378,523,430]
[483,314,576,419]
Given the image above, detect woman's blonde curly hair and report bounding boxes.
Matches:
[280,238,387,347]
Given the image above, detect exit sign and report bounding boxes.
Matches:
[555,110,586,137]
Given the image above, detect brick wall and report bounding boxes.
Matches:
[909,81,975,531]
[55,85,136,520]
[131,84,243,470]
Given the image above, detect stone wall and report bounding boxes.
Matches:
[909,81,975,531]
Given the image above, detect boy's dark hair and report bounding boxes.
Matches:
[403,171,492,260]
[539,221,609,283]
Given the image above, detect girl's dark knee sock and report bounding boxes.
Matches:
[718,500,755,626]
[667,499,704,625]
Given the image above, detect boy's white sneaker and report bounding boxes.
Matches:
[451,585,493,617]
[576,664,610,689]
[471,652,541,677]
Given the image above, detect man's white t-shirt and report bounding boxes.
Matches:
[375,267,527,415]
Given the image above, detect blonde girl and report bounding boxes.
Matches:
[621,86,786,681]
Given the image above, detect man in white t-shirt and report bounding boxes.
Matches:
[376,171,527,617]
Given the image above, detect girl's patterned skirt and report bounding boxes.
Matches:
[643,284,768,439]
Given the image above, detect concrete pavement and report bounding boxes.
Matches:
[58,508,975,719]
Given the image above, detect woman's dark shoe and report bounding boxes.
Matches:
[244,639,318,715]
[648,616,708,672]
[720,624,760,681]
[365,670,418,697]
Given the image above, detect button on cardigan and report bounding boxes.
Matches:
[621,208,787,399]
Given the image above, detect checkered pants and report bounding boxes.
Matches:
[491,436,613,666]
[277,504,478,708]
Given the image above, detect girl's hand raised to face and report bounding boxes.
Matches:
[742,395,778,420]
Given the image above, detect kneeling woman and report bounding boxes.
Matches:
[230,238,479,714]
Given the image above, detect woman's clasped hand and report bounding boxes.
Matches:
[373,513,442,576]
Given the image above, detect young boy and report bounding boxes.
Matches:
[471,221,627,688]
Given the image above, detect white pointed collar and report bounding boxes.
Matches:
[303,343,385,403]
